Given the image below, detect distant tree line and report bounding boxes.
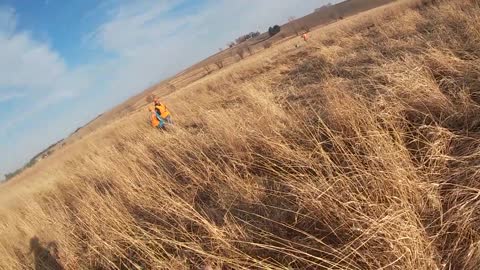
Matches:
[223,24,280,55]
[315,2,333,12]
[5,169,24,181]
[235,31,260,44]
[3,139,65,181]
[268,25,281,37]
[4,158,37,181]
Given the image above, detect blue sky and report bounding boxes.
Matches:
[0,0,334,179]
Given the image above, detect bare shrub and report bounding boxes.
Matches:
[263,41,272,49]
[167,83,176,91]
[204,65,213,74]
[301,25,310,33]
[236,47,246,59]
[214,60,224,69]
[288,16,300,35]
[146,94,155,102]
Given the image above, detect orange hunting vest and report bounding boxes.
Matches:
[151,112,160,127]
[155,104,170,119]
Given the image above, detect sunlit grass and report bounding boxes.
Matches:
[1,0,480,269]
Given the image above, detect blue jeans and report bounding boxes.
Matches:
[157,119,165,129]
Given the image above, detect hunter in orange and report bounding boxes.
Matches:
[153,96,173,124]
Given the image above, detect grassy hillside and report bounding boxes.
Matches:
[278,0,396,36]
[2,0,480,269]
[172,0,396,83]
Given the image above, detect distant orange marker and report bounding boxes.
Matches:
[302,33,309,42]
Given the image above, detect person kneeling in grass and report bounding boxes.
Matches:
[149,105,165,129]
[153,96,173,125]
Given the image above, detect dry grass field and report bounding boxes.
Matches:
[2,0,480,269]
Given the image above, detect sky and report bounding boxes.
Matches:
[0,0,335,179]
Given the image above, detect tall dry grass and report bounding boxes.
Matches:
[1,0,480,269]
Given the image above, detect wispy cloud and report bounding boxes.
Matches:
[0,6,93,150]
[0,6,96,123]
[0,6,16,35]
[0,7,67,93]
[0,92,25,103]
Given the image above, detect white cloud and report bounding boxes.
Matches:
[0,6,95,146]
[0,6,16,35]
[0,92,25,103]
[0,6,69,97]
[91,1,195,60]
[0,32,66,89]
